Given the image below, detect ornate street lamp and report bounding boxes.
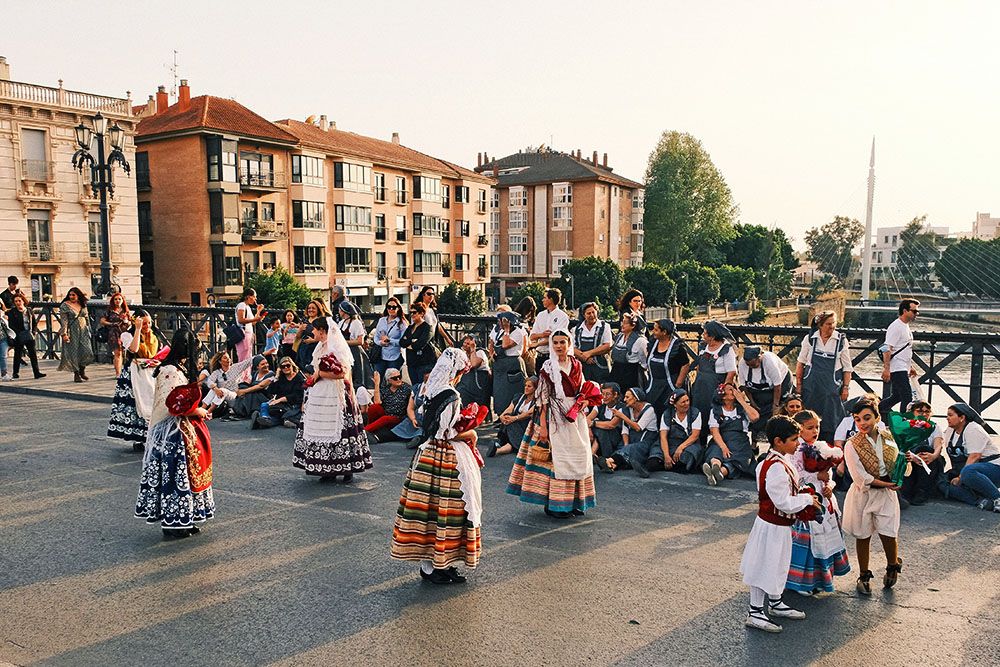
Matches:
[72,112,130,297]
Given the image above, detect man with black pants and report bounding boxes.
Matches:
[879,299,919,416]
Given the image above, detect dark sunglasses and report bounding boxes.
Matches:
[280,364,292,369]
[387,305,399,310]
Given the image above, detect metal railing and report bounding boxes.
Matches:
[239,171,287,189]
[21,159,54,181]
[23,241,63,262]
[241,219,288,240]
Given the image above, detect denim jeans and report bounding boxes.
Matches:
[959,461,1000,502]
[373,355,403,377]
[0,337,8,374]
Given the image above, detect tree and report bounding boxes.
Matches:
[553,256,626,309]
[754,260,794,300]
[437,281,486,315]
[716,265,755,302]
[805,216,864,281]
[664,260,720,306]
[937,238,1000,297]
[717,224,798,271]
[808,274,842,299]
[643,131,739,266]
[508,281,547,308]
[624,264,677,306]
[243,266,313,310]
[896,215,947,288]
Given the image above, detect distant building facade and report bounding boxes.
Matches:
[0,57,141,302]
[475,148,643,302]
[970,212,1000,240]
[869,223,949,270]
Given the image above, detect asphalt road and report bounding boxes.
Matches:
[1,393,998,667]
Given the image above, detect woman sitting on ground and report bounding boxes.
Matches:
[938,403,1000,513]
[659,389,703,474]
[703,382,760,486]
[490,376,537,458]
[595,387,659,478]
[231,355,276,419]
[366,368,413,443]
[201,350,255,418]
[250,356,305,429]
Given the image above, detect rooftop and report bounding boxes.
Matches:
[477,149,643,189]
[137,95,297,144]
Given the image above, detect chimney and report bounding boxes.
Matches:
[178,79,190,111]
[592,150,598,165]
[0,56,10,81]
[155,85,168,114]
[477,152,482,168]
[391,132,400,145]
[329,120,336,131]
[319,114,328,131]
[603,153,608,168]
[145,95,156,115]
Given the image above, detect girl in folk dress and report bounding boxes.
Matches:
[292,317,372,483]
[786,410,851,595]
[842,398,903,595]
[108,310,161,450]
[391,348,484,585]
[507,330,598,519]
[134,329,214,540]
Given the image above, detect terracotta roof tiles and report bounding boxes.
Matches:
[137,96,297,143]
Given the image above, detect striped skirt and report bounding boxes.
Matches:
[786,521,851,593]
[506,426,597,514]
[391,442,481,569]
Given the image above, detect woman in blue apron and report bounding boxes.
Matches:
[795,311,853,443]
[739,345,792,444]
[590,382,624,459]
[573,302,612,383]
[608,313,647,394]
[457,335,492,412]
[645,318,691,420]
[703,382,759,486]
[491,311,527,418]
[659,389,703,474]
[339,301,372,390]
[595,387,658,477]
[489,376,537,458]
[690,320,737,440]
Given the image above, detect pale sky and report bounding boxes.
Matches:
[6,0,999,248]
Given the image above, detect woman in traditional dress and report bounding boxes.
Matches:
[101,292,131,376]
[703,381,760,486]
[608,312,648,394]
[690,320,738,438]
[489,376,537,458]
[135,329,214,540]
[293,316,372,483]
[108,309,161,451]
[796,311,853,443]
[58,287,95,382]
[391,348,483,585]
[842,398,903,595]
[645,318,691,418]
[491,310,527,418]
[507,329,597,518]
[659,388,703,474]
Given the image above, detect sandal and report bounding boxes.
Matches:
[883,558,903,589]
[856,569,874,596]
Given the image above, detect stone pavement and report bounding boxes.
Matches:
[0,359,117,404]
[1,393,999,667]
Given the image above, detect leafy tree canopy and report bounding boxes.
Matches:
[437,281,486,315]
[553,256,626,309]
[665,260,720,306]
[244,266,314,311]
[623,264,677,307]
[508,282,547,309]
[716,265,756,302]
[805,216,864,281]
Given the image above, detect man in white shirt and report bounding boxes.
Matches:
[879,299,919,416]
[529,288,570,368]
[738,346,791,440]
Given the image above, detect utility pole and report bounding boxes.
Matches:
[861,137,876,303]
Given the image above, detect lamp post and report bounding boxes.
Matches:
[72,112,130,297]
[565,273,575,310]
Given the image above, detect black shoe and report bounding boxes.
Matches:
[188,525,201,535]
[631,458,650,479]
[132,442,144,452]
[571,509,585,517]
[910,495,927,506]
[406,436,422,450]
[595,456,613,474]
[341,473,354,483]
[249,411,260,430]
[318,475,338,483]
[487,442,498,458]
[34,372,46,379]
[11,374,18,379]
[544,508,572,519]
[446,567,467,583]
[74,372,83,383]
[426,569,454,585]
[162,529,191,540]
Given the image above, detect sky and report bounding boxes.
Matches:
[6,0,1000,248]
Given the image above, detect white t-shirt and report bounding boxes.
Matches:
[531,307,570,354]
[885,318,914,373]
[236,302,254,334]
[621,405,658,435]
[708,406,749,430]
[945,422,1000,466]
[703,342,738,375]
[797,332,853,373]
[340,318,366,341]
[424,307,439,329]
[469,349,490,369]
[501,327,527,357]
[737,352,790,388]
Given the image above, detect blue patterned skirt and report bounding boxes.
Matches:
[108,366,148,443]
[786,520,851,593]
[135,418,215,529]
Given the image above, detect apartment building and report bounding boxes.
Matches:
[970,212,1000,240]
[0,57,141,302]
[475,148,643,301]
[870,223,949,269]
[136,81,492,308]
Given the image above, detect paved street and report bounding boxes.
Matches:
[1,392,999,667]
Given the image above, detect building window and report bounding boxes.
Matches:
[459,220,470,237]
[395,176,408,204]
[490,253,500,271]
[477,188,487,213]
[442,184,450,208]
[490,215,500,234]
[491,188,499,209]
[243,251,260,276]
[375,214,387,240]
[291,155,324,185]
[632,191,644,209]
[262,251,277,270]
[891,235,897,247]
[455,254,469,271]
[335,205,372,232]
[138,201,152,238]
[335,247,371,273]
[373,172,386,201]
[30,273,53,302]
[334,162,372,192]
[293,246,326,273]
[478,221,487,237]
[454,186,470,204]
[509,210,527,230]
[397,252,408,278]
[553,256,572,272]
[395,215,407,241]
[292,200,325,229]
[207,136,237,182]
[552,205,573,228]
[211,244,242,286]
[414,251,442,274]
[509,254,526,275]
[413,214,446,237]
[414,176,442,202]
[553,182,572,204]
[88,212,101,258]
[20,128,48,180]
[26,209,51,260]
[135,152,150,189]
[240,151,274,187]
[509,234,527,253]
[509,186,527,207]
[375,252,387,279]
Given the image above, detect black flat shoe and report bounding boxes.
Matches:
[188,526,201,535]
[571,509,585,517]
[631,458,650,479]
[595,457,613,474]
[406,436,422,450]
[341,473,354,483]
[446,567,467,583]
[544,508,572,519]
[419,567,432,580]
[318,475,338,483]
[487,443,498,458]
[162,529,191,540]
[426,569,454,585]
[132,442,144,452]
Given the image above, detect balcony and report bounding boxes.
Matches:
[373,186,387,202]
[377,267,387,281]
[396,267,409,280]
[22,241,64,263]
[477,234,489,247]
[242,219,288,241]
[86,242,124,261]
[0,79,132,115]
[240,171,286,190]
[477,266,488,279]
[394,189,409,205]
[21,159,54,182]
[375,227,387,242]
[442,266,452,278]
[395,229,408,243]
[477,202,487,214]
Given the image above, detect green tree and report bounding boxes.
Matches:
[805,216,864,281]
[755,260,794,300]
[896,215,949,288]
[716,265,756,302]
[509,281,547,308]
[437,281,486,315]
[717,224,798,271]
[808,274,842,299]
[624,264,677,306]
[643,131,739,266]
[243,266,313,310]
[665,260,720,306]
[937,238,1000,297]
[553,256,626,309]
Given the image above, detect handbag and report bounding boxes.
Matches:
[223,322,245,345]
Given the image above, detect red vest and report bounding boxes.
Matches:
[757,454,798,526]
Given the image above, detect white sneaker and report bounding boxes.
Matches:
[993,498,1000,513]
[745,612,782,633]
[0,374,9,382]
[768,598,806,619]
[703,462,717,486]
